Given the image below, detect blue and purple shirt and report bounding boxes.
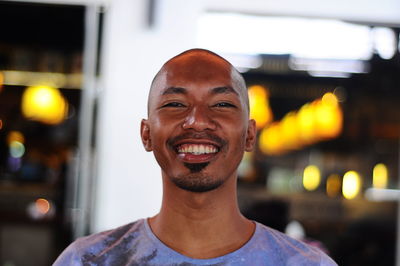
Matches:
[53,219,337,266]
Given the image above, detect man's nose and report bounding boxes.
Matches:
[182,107,217,131]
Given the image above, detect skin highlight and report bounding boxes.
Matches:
[140,49,257,259]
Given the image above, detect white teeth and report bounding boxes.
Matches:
[178,144,218,155]
[199,146,205,154]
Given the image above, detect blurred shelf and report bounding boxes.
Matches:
[0,180,58,197]
[238,184,397,223]
[1,70,82,89]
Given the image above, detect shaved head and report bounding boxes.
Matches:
[141,48,257,194]
[148,49,248,115]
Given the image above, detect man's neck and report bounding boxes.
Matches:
[148,176,255,259]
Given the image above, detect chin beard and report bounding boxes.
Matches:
[171,173,224,193]
[171,162,223,192]
[183,162,209,173]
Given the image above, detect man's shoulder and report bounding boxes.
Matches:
[75,219,143,249]
[252,222,337,266]
[53,219,146,265]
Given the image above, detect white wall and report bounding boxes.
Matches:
[205,0,400,25]
[93,0,400,233]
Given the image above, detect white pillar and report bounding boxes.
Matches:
[93,0,202,233]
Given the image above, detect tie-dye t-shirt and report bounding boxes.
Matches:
[53,219,337,266]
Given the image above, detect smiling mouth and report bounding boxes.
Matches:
[176,143,219,155]
[174,143,220,164]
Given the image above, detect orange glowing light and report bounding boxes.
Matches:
[0,71,3,91]
[259,123,285,155]
[296,103,316,144]
[258,92,344,156]
[326,174,342,197]
[7,131,25,145]
[35,198,50,214]
[280,112,301,150]
[0,119,2,130]
[248,85,273,129]
[315,93,343,139]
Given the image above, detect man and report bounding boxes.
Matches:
[54,49,337,265]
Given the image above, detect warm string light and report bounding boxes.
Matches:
[248,85,273,129]
[303,165,321,191]
[259,92,343,155]
[373,163,388,189]
[342,171,361,199]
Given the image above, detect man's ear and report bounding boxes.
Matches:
[245,119,257,152]
[140,119,152,151]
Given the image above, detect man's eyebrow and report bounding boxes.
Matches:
[211,86,239,95]
[161,87,187,95]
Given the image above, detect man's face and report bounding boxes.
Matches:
[141,53,256,192]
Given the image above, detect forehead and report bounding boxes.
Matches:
[147,52,249,115]
[164,55,233,88]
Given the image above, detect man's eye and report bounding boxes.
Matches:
[213,102,236,108]
[161,102,186,108]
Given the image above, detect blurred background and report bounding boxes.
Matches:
[0,0,399,265]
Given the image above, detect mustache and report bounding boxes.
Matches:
[167,132,227,148]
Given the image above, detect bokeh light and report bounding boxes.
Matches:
[248,85,273,129]
[296,103,316,144]
[259,123,284,155]
[326,174,342,197]
[27,198,55,220]
[315,93,343,139]
[0,119,3,130]
[9,141,25,158]
[21,85,68,125]
[342,171,361,199]
[7,131,25,145]
[281,112,300,149]
[373,163,388,189]
[7,156,22,172]
[259,92,343,155]
[303,165,321,191]
[35,198,50,214]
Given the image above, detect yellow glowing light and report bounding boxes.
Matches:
[373,163,388,189]
[296,103,316,144]
[9,141,25,158]
[35,198,50,214]
[315,93,343,139]
[321,92,338,106]
[303,165,321,191]
[342,171,361,199]
[248,85,273,129]
[280,112,301,150]
[259,123,284,155]
[7,131,25,145]
[21,85,68,125]
[326,174,341,197]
